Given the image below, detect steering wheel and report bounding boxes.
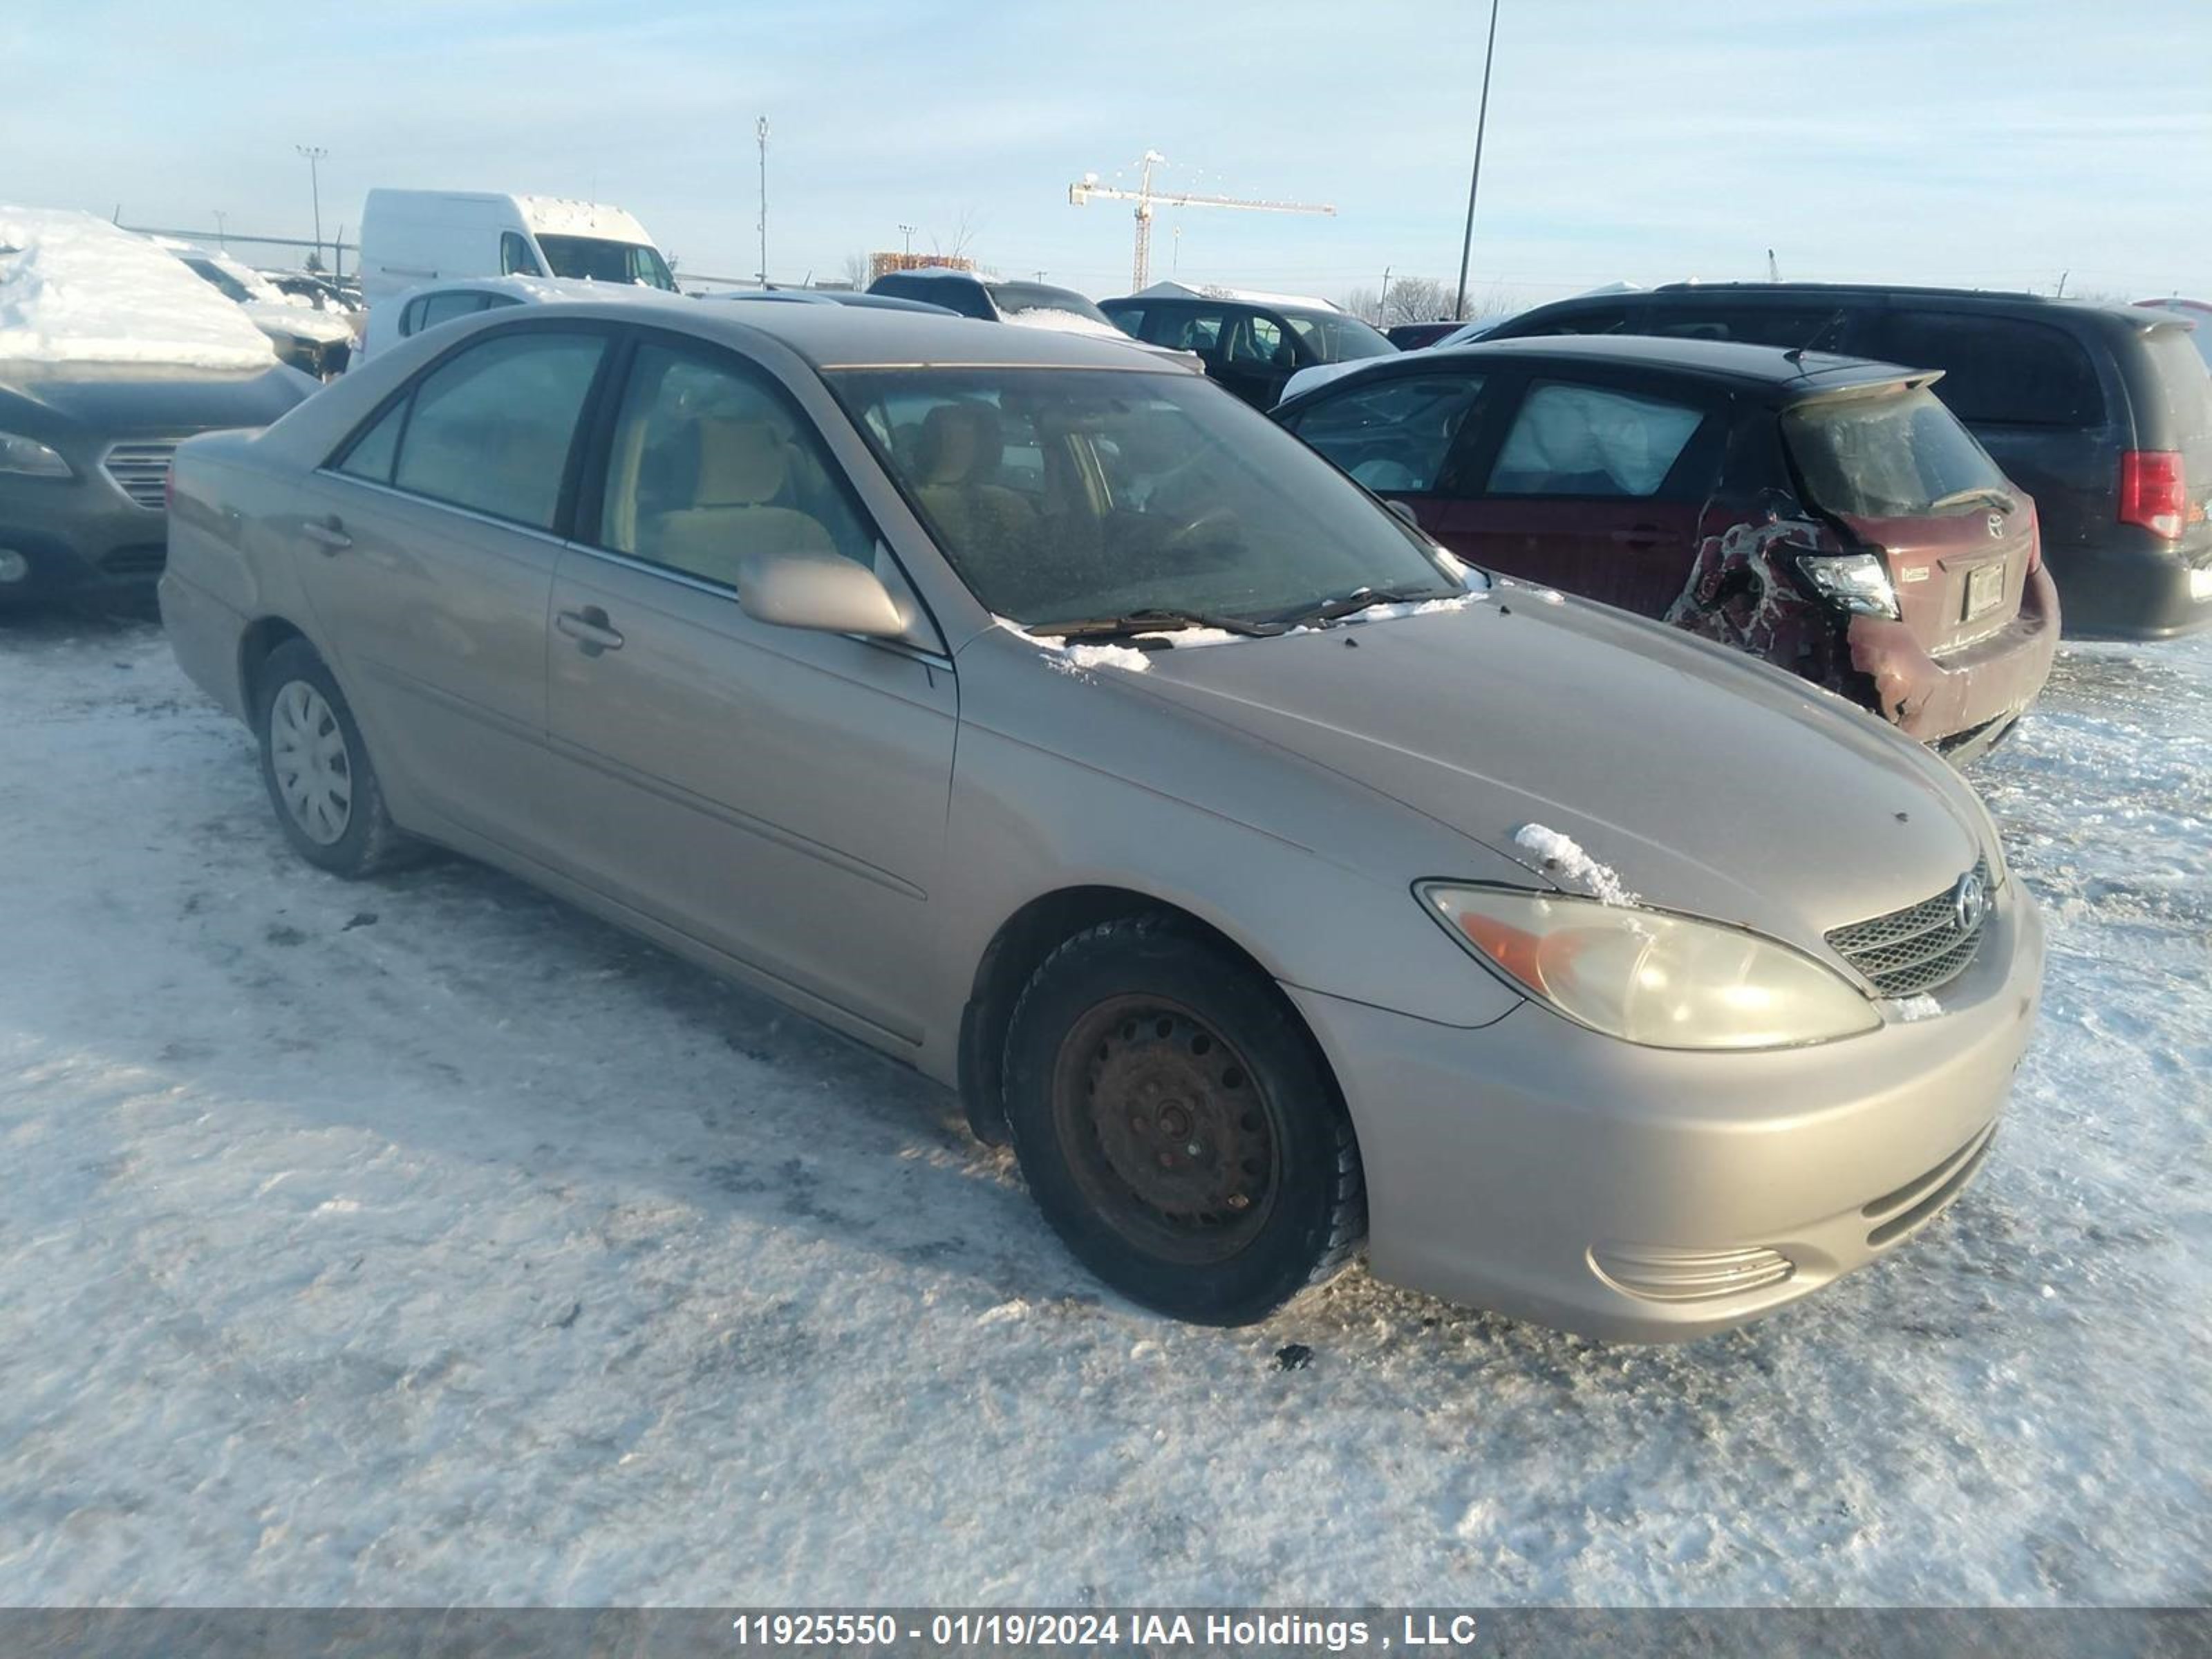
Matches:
[1160,503,1240,553]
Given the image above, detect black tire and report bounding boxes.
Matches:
[253,637,414,878]
[1002,915,1365,1324]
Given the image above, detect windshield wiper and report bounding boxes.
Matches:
[1929,485,2018,514]
[1268,585,1454,628]
[1042,608,1284,641]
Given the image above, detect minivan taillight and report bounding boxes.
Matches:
[2118,450,2185,540]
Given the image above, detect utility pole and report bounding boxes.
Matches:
[754,116,770,285]
[1452,0,1501,320]
[294,145,328,270]
[898,223,915,256]
[214,209,227,248]
[1380,265,1393,326]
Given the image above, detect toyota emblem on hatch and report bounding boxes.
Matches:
[1987,512,2005,538]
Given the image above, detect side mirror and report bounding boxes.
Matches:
[735,554,906,638]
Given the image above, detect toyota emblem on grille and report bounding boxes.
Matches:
[1951,870,1989,933]
[1987,512,2005,538]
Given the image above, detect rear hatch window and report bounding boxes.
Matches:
[1785,386,2036,654]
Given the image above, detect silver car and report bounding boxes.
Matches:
[159,302,2043,1340]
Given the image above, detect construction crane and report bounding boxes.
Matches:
[1068,151,1335,292]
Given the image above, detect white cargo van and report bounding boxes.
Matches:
[356,191,677,308]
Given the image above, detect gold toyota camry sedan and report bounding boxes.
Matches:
[160,301,2042,1340]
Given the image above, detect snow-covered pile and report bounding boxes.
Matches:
[0,206,276,368]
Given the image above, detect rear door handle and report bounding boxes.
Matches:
[556,606,624,655]
[302,516,351,554]
[1609,524,1667,548]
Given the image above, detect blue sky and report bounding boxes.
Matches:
[7,0,2209,306]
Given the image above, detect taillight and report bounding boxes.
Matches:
[162,465,174,512]
[2118,450,2185,540]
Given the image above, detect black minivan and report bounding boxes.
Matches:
[1100,290,1396,409]
[1480,283,2212,638]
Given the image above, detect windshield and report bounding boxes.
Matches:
[1783,386,2010,518]
[182,259,253,304]
[986,282,1113,326]
[830,366,1463,628]
[1281,309,1394,363]
[534,235,677,290]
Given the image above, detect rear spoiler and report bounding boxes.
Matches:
[1785,368,1945,407]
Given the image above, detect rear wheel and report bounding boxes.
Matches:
[1002,916,1365,1324]
[254,638,413,878]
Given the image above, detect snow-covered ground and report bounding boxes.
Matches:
[1,606,2206,1607]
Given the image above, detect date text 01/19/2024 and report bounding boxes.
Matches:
[727,1612,1487,1650]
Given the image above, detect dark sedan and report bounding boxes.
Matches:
[1,359,312,599]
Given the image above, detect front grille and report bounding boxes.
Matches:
[99,545,167,577]
[1825,859,1991,997]
[102,441,178,510]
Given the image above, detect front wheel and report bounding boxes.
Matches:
[254,637,413,878]
[1002,916,1365,1324]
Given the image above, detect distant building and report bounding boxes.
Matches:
[868,251,977,285]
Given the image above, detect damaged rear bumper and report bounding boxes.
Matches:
[1849,565,2060,760]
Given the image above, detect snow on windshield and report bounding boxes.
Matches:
[1,207,275,368]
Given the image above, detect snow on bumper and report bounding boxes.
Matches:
[1288,882,2043,1342]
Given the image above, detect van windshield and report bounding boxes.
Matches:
[534,236,676,290]
[1783,386,2010,518]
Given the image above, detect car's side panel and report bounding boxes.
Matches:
[543,548,958,1047]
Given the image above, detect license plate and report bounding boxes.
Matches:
[2191,566,2212,602]
[1964,561,2005,621]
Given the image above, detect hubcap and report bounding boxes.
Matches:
[269,679,353,845]
[1053,996,1278,1263]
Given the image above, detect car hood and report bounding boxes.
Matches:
[0,361,311,432]
[1020,592,1995,946]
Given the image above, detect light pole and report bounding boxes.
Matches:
[898,223,915,256]
[295,144,328,270]
[754,116,770,285]
[1452,0,1501,320]
[214,209,227,248]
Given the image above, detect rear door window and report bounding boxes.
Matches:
[415,290,489,332]
[1865,311,2104,427]
[1151,308,1228,353]
[1783,386,2010,517]
[1486,380,1707,498]
[385,329,608,530]
[1283,373,1492,494]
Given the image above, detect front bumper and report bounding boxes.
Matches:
[0,471,168,598]
[1848,565,2061,760]
[1288,883,2043,1342]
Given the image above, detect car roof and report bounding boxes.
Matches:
[1401,333,1923,393]
[1623,281,2164,332]
[479,296,1179,373]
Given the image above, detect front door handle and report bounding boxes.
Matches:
[556,606,624,655]
[302,515,351,554]
[1609,524,1667,548]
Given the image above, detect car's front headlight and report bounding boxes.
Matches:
[0,431,73,478]
[1420,884,1881,1050]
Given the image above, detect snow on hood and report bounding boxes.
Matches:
[1,207,275,369]
[243,299,354,344]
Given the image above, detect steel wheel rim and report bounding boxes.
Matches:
[1050,994,1280,1264]
[269,679,353,846]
